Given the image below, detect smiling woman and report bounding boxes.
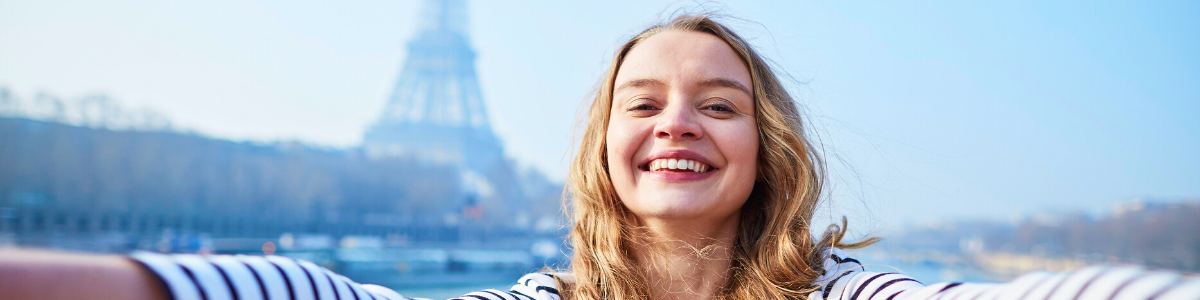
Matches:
[572,18,853,300]
[2,13,1199,300]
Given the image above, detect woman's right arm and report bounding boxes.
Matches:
[0,248,169,300]
[0,248,410,300]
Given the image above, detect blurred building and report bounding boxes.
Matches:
[0,0,562,255]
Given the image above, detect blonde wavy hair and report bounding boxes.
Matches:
[565,15,875,300]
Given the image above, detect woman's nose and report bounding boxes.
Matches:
[654,106,702,140]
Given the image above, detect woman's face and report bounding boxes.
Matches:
[606,30,758,225]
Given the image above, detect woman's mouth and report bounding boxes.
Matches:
[646,158,711,173]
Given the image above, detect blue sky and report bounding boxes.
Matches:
[1,0,1196,230]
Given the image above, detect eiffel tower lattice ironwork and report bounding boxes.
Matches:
[364,0,503,175]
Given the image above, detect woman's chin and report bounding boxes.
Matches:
[626,193,741,223]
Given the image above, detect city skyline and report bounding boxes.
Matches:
[1,0,1197,230]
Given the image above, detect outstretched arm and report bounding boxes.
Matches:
[811,249,1200,300]
[0,248,169,300]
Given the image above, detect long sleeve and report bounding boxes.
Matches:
[129,252,565,300]
[810,249,1200,300]
[129,251,409,300]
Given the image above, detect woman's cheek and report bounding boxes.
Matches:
[605,121,637,178]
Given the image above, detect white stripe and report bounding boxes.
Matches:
[174,255,236,300]
[463,290,507,300]
[486,289,519,300]
[129,251,203,300]
[937,282,973,300]
[319,268,358,300]
[1154,279,1200,299]
[240,255,292,300]
[1019,272,1067,300]
[903,282,955,300]
[340,274,375,300]
[295,259,338,300]
[362,283,407,299]
[996,271,1052,300]
[838,271,879,300]
[827,270,862,300]
[264,255,317,300]
[1074,266,1143,300]
[1047,266,1108,300]
[950,283,998,300]
[209,255,266,300]
[870,275,924,300]
[1112,271,1178,300]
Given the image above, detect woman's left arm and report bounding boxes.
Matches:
[812,249,1200,300]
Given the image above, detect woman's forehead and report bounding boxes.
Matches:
[614,30,752,93]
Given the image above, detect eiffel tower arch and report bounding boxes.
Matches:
[363,0,528,222]
[364,0,503,176]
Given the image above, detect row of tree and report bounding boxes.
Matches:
[884,200,1200,272]
[0,116,560,236]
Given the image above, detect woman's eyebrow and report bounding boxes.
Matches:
[613,78,751,97]
[699,78,752,96]
[614,78,665,94]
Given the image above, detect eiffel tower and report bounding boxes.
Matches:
[364,0,504,178]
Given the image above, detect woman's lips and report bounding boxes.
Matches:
[637,150,718,182]
[641,165,717,182]
[647,158,710,172]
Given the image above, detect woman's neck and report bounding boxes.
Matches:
[630,215,740,300]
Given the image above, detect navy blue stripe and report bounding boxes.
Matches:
[292,259,321,299]
[178,263,210,300]
[339,277,362,300]
[849,273,892,300]
[535,285,560,295]
[508,290,536,300]
[885,290,903,300]
[209,261,240,300]
[869,278,919,300]
[1106,271,1144,300]
[938,282,962,293]
[1071,269,1107,300]
[267,261,297,300]
[823,270,858,299]
[1147,278,1181,300]
[831,254,862,266]
[1042,270,1079,300]
[239,261,270,300]
[481,290,510,300]
[316,268,343,300]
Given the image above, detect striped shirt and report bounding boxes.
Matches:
[130,249,1200,300]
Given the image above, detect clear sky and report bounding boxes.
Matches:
[2,0,1197,230]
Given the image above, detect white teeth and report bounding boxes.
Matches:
[647,158,710,172]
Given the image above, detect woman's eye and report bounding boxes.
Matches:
[629,102,659,111]
[705,104,735,113]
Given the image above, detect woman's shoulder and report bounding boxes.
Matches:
[445,272,564,300]
[815,247,866,281]
[810,248,927,300]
